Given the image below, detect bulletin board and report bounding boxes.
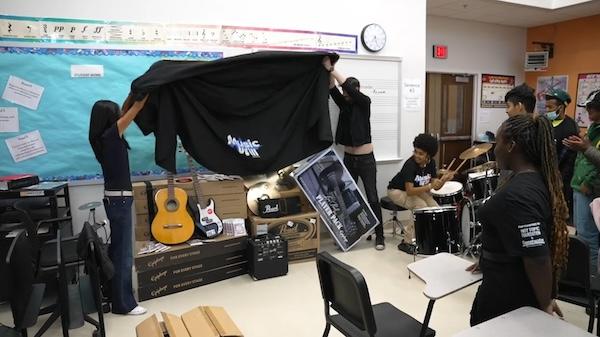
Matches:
[0,47,221,180]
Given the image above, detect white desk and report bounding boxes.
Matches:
[407,252,482,299]
[452,306,594,337]
[407,253,483,337]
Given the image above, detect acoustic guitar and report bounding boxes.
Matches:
[151,171,195,245]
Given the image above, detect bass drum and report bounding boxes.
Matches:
[458,197,486,249]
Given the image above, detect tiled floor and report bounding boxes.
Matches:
[0,235,591,336]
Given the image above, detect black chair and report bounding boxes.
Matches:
[316,252,435,337]
[4,229,46,337]
[557,235,600,335]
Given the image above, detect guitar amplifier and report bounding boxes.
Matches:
[247,234,288,280]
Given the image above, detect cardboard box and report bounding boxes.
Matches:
[133,177,244,200]
[137,249,247,287]
[135,235,247,273]
[136,306,243,337]
[134,191,246,218]
[135,225,151,242]
[249,212,320,262]
[137,262,247,301]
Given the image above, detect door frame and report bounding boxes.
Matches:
[425,71,479,141]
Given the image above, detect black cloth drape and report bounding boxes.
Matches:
[130,51,338,175]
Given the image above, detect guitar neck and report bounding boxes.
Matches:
[185,152,204,205]
[167,171,175,200]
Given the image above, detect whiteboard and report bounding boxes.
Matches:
[328,55,402,161]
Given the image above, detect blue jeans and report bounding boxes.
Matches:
[103,196,137,314]
[573,191,599,274]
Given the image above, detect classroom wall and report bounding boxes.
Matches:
[1,1,428,230]
[426,15,527,137]
[525,14,600,118]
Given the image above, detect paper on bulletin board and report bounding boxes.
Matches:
[5,130,47,162]
[0,107,18,132]
[535,75,568,114]
[71,65,104,78]
[403,79,422,111]
[481,74,515,108]
[1,75,45,110]
[575,73,600,127]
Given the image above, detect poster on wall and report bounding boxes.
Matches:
[481,74,515,108]
[535,75,569,114]
[293,148,379,251]
[575,73,600,127]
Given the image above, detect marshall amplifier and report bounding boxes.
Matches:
[257,196,302,218]
[247,234,288,280]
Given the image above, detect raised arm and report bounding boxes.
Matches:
[117,94,149,137]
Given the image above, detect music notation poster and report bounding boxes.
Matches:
[293,148,379,251]
[0,15,357,53]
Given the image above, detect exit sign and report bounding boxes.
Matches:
[433,45,448,59]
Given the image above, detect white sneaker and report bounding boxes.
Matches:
[127,306,147,315]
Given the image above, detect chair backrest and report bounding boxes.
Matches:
[6,230,44,329]
[559,235,590,293]
[316,252,377,335]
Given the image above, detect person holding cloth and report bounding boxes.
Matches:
[387,134,454,252]
[467,114,569,325]
[565,89,600,274]
[323,56,385,250]
[544,89,579,222]
[88,94,149,315]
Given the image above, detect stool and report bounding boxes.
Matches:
[380,196,407,237]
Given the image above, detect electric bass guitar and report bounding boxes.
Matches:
[182,146,223,238]
[151,171,195,245]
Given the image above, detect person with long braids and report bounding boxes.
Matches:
[467,114,569,325]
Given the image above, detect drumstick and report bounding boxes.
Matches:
[454,159,468,173]
[446,158,457,170]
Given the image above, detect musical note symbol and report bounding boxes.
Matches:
[93,26,103,34]
[43,24,48,33]
[70,26,76,33]
[81,25,87,33]
[155,29,159,35]
[26,25,32,33]
[129,29,133,35]
[202,29,206,39]
[54,26,65,33]
[7,23,12,33]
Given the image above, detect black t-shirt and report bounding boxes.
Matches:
[387,157,436,190]
[330,79,372,146]
[552,116,579,178]
[471,171,551,324]
[100,124,132,191]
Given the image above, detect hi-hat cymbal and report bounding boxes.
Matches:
[464,161,497,174]
[78,201,103,211]
[459,143,493,160]
[247,182,282,215]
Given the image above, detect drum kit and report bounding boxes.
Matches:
[413,143,498,257]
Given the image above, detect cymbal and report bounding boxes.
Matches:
[459,143,493,160]
[247,182,282,215]
[242,173,277,189]
[464,161,497,174]
[78,201,103,211]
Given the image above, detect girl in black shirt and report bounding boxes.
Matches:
[89,94,148,315]
[468,114,569,325]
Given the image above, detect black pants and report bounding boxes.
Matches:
[343,152,383,238]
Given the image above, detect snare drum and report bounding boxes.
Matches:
[431,181,464,205]
[413,206,461,255]
[467,170,498,201]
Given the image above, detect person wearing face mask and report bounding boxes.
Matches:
[544,89,579,223]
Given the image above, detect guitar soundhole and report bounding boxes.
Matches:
[165,199,179,212]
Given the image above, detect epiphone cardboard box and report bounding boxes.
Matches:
[135,235,247,273]
[137,249,247,287]
[137,262,247,302]
[249,212,320,262]
[135,192,246,218]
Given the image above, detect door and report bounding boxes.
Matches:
[425,73,474,170]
